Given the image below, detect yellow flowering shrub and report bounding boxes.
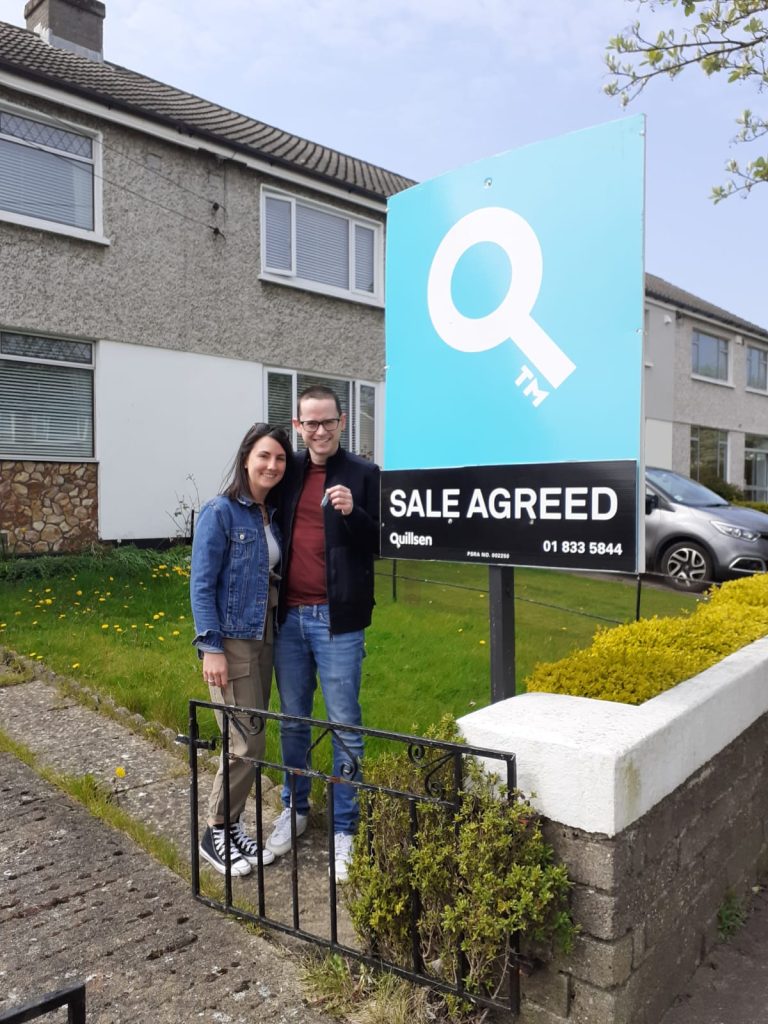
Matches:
[526,574,768,705]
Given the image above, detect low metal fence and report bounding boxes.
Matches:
[0,983,86,1024]
[179,701,525,1017]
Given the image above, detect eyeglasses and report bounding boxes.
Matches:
[300,418,341,433]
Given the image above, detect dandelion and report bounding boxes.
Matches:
[101,624,109,630]
[44,588,52,593]
[43,599,53,605]
[99,597,106,603]
[158,636,165,642]
[479,639,486,645]
[171,630,180,636]
[115,766,126,779]
[458,628,464,633]
[31,620,38,625]
[152,613,160,620]
[58,614,66,620]
[28,652,36,657]
[178,614,186,620]
[131,624,137,630]
[109,576,114,582]
[71,662,80,669]
[35,655,43,660]
[157,564,167,570]
[76,590,83,596]
[0,623,6,629]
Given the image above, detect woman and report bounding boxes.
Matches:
[190,422,292,876]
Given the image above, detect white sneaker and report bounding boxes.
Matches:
[333,831,354,882]
[266,806,309,856]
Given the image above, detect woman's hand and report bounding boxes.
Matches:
[202,651,228,689]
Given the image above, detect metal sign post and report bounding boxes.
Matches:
[489,565,516,703]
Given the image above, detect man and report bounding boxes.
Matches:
[267,385,380,880]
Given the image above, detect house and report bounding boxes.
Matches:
[0,0,412,554]
[2,1,767,557]
[644,274,768,499]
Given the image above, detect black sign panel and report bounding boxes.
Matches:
[381,461,638,572]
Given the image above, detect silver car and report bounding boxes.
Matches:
[645,467,768,592]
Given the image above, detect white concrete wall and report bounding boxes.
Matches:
[458,636,768,836]
[644,418,674,469]
[95,340,264,540]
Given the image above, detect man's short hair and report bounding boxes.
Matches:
[297,385,342,417]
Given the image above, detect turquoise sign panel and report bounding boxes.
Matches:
[384,116,645,471]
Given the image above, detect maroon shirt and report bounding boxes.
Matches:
[284,461,327,606]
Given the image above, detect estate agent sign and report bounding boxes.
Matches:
[382,115,645,573]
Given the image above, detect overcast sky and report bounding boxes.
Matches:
[2,0,765,328]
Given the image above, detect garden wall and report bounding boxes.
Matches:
[458,638,768,1023]
[0,461,98,554]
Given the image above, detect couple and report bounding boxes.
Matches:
[190,385,380,882]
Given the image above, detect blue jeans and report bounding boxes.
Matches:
[274,604,365,834]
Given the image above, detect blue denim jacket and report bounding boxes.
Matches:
[190,494,281,651]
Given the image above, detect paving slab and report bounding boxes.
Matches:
[0,671,358,1020]
[0,753,335,1024]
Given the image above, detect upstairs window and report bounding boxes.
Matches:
[261,188,382,304]
[0,331,94,459]
[0,104,100,237]
[691,330,729,382]
[747,344,768,391]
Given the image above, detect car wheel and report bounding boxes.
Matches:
[660,541,713,593]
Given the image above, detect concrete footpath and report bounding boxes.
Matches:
[2,662,768,1023]
[0,666,345,1024]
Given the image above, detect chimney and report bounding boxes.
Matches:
[24,0,106,62]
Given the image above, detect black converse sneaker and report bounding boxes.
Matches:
[199,824,251,876]
[230,818,275,866]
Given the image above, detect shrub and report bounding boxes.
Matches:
[526,573,768,704]
[343,718,575,1017]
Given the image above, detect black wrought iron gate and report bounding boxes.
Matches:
[179,700,525,1017]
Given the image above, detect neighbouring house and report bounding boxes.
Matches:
[644,274,768,498]
[0,0,412,554]
[2,2,767,557]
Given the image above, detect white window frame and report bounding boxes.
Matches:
[0,330,96,461]
[263,366,380,461]
[260,186,383,306]
[0,99,108,244]
[746,343,768,393]
[691,328,731,386]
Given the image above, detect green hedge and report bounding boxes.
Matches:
[525,574,768,705]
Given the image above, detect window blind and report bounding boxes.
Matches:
[0,360,93,458]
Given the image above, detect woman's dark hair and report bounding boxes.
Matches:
[222,423,293,502]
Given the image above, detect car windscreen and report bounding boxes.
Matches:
[646,468,729,508]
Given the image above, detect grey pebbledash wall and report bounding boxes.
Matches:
[0,87,386,384]
[517,712,768,1023]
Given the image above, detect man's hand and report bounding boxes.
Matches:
[325,485,354,516]
[203,651,228,689]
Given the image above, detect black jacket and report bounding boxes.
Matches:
[277,447,380,634]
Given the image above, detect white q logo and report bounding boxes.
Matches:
[426,207,575,390]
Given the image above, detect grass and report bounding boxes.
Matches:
[0,547,699,764]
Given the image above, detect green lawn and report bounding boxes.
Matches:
[0,547,698,758]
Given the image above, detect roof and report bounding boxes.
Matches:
[1,19,763,329]
[646,272,768,340]
[0,19,415,202]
